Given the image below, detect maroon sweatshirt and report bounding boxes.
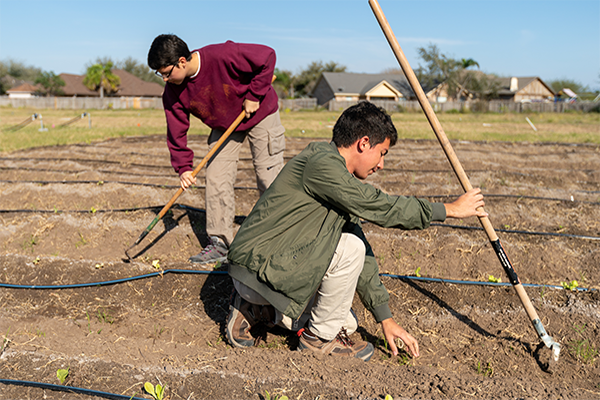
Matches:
[162,41,279,175]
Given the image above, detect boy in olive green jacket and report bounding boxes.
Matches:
[227,101,487,361]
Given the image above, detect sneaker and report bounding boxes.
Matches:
[189,236,228,265]
[226,290,275,348]
[298,327,374,361]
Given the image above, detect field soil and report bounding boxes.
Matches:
[0,134,599,399]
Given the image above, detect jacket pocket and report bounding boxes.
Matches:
[268,124,286,156]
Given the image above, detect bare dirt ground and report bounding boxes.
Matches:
[0,134,599,400]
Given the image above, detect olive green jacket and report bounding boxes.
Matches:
[228,141,446,322]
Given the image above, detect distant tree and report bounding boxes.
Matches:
[456,58,480,100]
[35,71,65,96]
[83,61,120,98]
[415,44,461,93]
[273,67,294,98]
[548,79,587,95]
[0,59,43,94]
[2,59,42,81]
[293,61,347,97]
[116,57,164,86]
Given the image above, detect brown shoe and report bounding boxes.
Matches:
[226,290,275,348]
[297,327,374,361]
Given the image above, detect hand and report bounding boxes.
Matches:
[381,318,419,358]
[444,188,488,219]
[243,99,260,118]
[180,170,196,190]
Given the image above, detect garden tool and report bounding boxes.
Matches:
[124,75,276,261]
[368,0,560,368]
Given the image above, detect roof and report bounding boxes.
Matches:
[496,76,555,96]
[58,69,163,97]
[317,72,419,98]
[6,83,40,93]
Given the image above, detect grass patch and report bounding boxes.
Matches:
[1,107,598,153]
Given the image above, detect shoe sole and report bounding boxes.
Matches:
[225,293,254,348]
[298,339,374,362]
[188,255,227,265]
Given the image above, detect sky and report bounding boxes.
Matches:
[1,0,599,90]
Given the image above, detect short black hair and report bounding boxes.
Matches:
[147,34,192,70]
[332,101,398,148]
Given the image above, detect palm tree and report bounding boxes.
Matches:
[456,58,480,101]
[83,61,120,98]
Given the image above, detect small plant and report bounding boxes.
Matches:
[397,352,411,366]
[22,235,38,253]
[414,267,421,277]
[488,275,501,283]
[561,280,578,291]
[151,259,161,269]
[75,233,88,248]
[385,395,394,400]
[33,256,41,265]
[90,206,97,213]
[95,263,104,269]
[264,390,288,400]
[97,308,114,324]
[144,382,164,400]
[476,361,493,377]
[569,323,598,364]
[57,368,69,384]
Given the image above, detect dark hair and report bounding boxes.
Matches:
[332,101,398,148]
[147,34,192,70]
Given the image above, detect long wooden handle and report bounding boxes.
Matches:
[368,0,541,321]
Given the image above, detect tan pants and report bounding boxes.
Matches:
[233,233,365,341]
[206,111,285,246]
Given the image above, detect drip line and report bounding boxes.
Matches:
[0,268,593,292]
[0,379,146,400]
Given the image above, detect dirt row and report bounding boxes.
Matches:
[0,135,599,399]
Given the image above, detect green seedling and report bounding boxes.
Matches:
[476,361,493,377]
[33,256,41,265]
[415,267,421,277]
[90,206,97,213]
[151,259,161,269]
[97,308,114,324]
[397,352,411,366]
[569,323,598,364]
[95,263,104,269]
[22,235,38,253]
[144,382,164,400]
[75,233,88,248]
[385,395,394,400]
[488,275,501,283]
[57,368,69,384]
[264,390,288,400]
[561,280,578,291]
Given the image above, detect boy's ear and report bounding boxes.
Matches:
[357,136,370,152]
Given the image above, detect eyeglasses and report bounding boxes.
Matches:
[155,63,176,79]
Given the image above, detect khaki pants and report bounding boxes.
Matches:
[233,233,365,341]
[206,111,285,246]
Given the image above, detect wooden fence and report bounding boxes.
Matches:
[1,95,597,113]
[0,96,163,110]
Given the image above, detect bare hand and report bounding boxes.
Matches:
[444,188,488,219]
[180,171,196,190]
[243,99,260,118]
[381,318,419,358]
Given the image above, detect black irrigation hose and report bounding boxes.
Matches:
[1,203,598,241]
[0,379,146,400]
[429,222,600,241]
[0,177,598,203]
[0,267,593,292]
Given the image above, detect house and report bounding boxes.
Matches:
[58,69,163,97]
[311,72,417,105]
[6,82,40,99]
[496,77,555,102]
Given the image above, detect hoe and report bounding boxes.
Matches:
[369,0,561,368]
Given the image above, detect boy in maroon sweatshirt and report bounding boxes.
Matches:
[148,34,285,265]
